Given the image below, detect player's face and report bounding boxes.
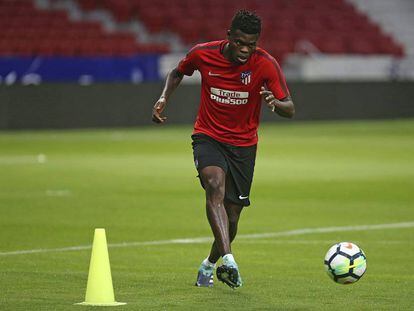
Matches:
[227,29,259,64]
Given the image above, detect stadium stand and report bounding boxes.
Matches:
[76,0,404,62]
[349,0,414,55]
[0,0,169,57]
[0,0,405,64]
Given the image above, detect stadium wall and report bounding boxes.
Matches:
[0,82,413,129]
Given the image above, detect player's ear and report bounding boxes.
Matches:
[226,29,231,39]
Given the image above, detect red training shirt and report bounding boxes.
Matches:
[177,40,290,146]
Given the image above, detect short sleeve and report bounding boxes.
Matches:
[265,58,290,100]
[177,48,198,76]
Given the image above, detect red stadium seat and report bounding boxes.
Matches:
[0,0,170,57]
[0,0,404,58]
[91,0,401,59]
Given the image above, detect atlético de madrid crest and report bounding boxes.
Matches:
[240,71,252,85]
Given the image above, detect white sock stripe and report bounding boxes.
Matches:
[202,258,216,268]
[0,221,413,256]
[222,254,235,263]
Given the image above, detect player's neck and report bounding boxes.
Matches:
[222,42,236,64]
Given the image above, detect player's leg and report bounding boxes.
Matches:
[215,144,256,288]
[199,166,231,257]
[192,134,230,254]
[195,165,230,287]
[192,134,248,288]
[208,202,244,264]
[214,202,244,288]
[196,201,243,287]
[192,134,231,287]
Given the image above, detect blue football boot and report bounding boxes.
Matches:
[195,264,214,287]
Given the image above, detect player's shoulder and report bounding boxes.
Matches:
[254,47,281,67]
[188,40,224,55]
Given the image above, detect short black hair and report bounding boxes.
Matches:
[230,10,261,35]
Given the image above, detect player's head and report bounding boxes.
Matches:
[227,10,261,64]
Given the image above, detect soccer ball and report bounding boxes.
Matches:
[324,242,367,284]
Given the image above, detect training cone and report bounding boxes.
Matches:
[76,228,126,306]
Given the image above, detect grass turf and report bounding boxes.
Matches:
[0,119,413,310]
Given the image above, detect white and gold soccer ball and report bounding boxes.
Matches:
[324,242,367,284]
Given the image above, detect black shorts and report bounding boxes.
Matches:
[191,133,257,206]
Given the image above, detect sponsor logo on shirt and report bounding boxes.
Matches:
[240,71,252,85]
[210,87,249,105]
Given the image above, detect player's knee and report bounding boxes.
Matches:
[204,176,225,194]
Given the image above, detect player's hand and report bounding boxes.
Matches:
[260,86,278,112]
[152,97,167,124]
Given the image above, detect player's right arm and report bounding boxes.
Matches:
[152,68,184,124]
[152,47,198,124]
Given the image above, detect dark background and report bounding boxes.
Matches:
[1,82,413,129]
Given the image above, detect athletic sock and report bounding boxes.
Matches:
[222,253,236,266]
[202,257,216,268]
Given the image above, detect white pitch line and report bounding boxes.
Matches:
[0,221,413,257]
[46,190,71,197]
[240,240,410,245]
[0,154,48,165]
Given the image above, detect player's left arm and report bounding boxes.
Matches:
[260,87,295,118]
[260,57,295,118]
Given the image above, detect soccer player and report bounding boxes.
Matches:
[152,10,295,289]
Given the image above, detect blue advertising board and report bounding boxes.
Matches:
[0,55,161,84]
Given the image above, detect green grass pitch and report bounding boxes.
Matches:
[0,119,413,310]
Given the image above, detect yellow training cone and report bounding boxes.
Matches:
[76,228,126,306]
